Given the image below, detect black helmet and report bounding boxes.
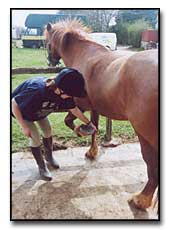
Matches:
[54,68,87,97]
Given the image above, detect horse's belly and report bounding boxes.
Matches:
[97,109,128,120]
[74,97,92,111]
[90,96,128,120]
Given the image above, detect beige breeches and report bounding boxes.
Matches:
[24,117,52,147]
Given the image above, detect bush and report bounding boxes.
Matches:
[127,19,152,48]
[112,19,152,47]
[112,23,128,45]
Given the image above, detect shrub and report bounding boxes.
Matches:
[127,19,152,48]
[112,19,153,47]
[112,23,128,45]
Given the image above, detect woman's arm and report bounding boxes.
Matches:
[69,106,90,124]
[12,98,31,137]
[69,106,97,131]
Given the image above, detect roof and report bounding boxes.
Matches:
[25,14,58,28]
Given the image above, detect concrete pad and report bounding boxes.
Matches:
[11,143,158,220]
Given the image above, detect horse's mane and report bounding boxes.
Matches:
[44,19,91,42]
[44,19,108,53]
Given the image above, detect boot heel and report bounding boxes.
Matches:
[43,137,60,169]
[39,166,52,181]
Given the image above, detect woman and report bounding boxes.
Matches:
[12,68,96,181]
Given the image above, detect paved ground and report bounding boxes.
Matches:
[117,45,132,50]
[12,143,158,220]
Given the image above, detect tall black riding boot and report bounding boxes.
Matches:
[31,146,52,181]
[43,136,60,169]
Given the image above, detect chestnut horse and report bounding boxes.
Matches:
[44,20,158,210]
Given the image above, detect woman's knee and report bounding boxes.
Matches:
[24,120,41,147]
[38,118,52,138]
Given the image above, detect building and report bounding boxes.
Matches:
[141,30,158,50]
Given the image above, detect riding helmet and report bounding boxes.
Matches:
[54,68,87,97]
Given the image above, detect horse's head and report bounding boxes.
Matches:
[44,23,62,66]
[44,20,92,67]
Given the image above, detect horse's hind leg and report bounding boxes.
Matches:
[130,133,158,210]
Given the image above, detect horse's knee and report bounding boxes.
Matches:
[64,117,72,126]
[64,114,76,130]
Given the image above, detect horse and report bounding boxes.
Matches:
[44,19,159,211]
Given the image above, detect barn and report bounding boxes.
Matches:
[141,30,158,50]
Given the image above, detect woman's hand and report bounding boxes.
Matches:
[88,122,97,132]
[70,107,90,124]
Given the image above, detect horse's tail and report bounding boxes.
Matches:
[152,187,159,214]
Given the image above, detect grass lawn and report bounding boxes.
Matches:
[11,48,136,153]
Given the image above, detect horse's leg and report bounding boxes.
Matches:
[85,110,99,159]
[52,112,77,150]
[64,111,77,131]
[65,109,91,137]
[130,133,158,210]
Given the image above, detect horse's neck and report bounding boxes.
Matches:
[61,39,108,67]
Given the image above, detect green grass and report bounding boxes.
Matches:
[12,111,136,152]
[128,47,145,52]
[12,47,65,68]
[12,74,54,91]
[12,48,47,68]
[11,47,136,152]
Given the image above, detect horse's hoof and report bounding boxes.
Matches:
[101,142,119,148]
[101,138,121,148]
[128,193,152,210]
[85,152,96,160]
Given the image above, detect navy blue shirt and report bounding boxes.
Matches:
[12,76,76,121]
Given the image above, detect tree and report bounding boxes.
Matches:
[58,9,118,32]
[127,19,152,47]
[112,23,128,45]
[111,9,158,46]
[118,9,158,28]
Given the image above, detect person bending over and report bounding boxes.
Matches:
[12,68,96,181]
